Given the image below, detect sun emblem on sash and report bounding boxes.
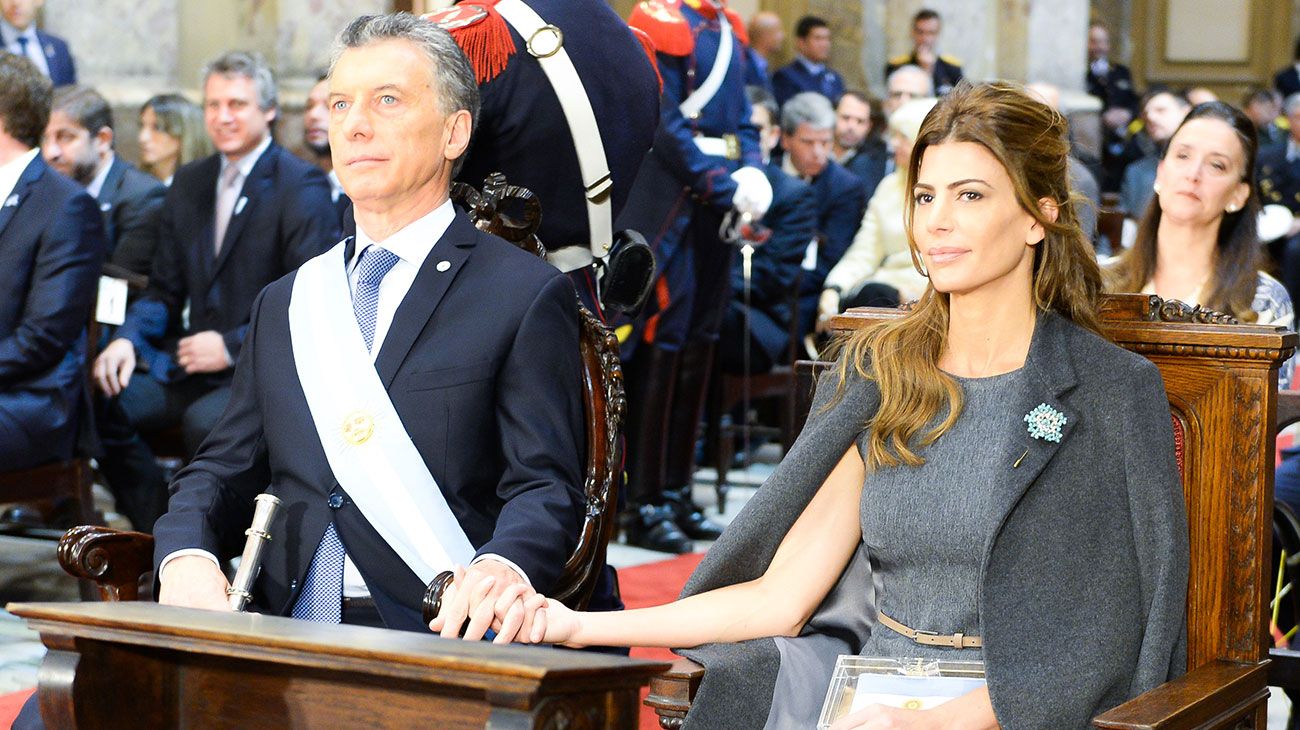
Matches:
[341,411,376,446]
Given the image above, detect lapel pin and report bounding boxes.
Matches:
[100,202,112,212]
[1024,403,1066,444]
[234,196,248,215]
[3,194,18,208]
[436,260,451,272]
[1012,448,1029,469]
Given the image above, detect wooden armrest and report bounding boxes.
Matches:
[1091,659,1269,729]
[57,525,155,601]
[646,658,705,729]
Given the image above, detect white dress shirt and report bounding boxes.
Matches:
[0,20,50,78]
[0,148,38,207]
[86,153,114,200]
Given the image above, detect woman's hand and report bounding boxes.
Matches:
[828,704,939,730]
[510,593,585,647]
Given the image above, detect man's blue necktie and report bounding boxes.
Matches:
[291,245,401,623]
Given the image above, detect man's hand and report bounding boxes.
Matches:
[94,338,137,396]
[177,331,232,374]
[816,289,842,333]
[1101,107,1133,134]
[158,555,233,611]
[429,562,532,641]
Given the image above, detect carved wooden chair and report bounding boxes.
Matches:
[59,174,627,617]
[648,293,1295,729]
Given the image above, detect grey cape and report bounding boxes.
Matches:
[677,312,1189,729]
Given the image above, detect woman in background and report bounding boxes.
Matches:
[1107,101,1294,386]
[137,93,210,185]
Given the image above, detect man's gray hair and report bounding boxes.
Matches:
[202,51,277,111]
[780,91,835,135]
[329,12,480,135]
[887,64,934,97]
[1286,92,1300,118]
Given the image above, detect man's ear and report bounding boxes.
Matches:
[444,109,473,162]
[94,126,114,155]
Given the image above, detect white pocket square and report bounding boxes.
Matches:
[3,194,18,208]
[234,196,248,215]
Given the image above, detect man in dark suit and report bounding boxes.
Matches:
[92,51,338,532]
[886,8,962,97]
[42,85,165,275]
[720,87,816,376]
[831,90,887,204]
[152,14,583,640]
[1275,38,1300,98]
[771,16,844,107]
[0,0,74,87]
[0,52,104,471]
[776,92,865,337]
[297,70,348,226]
[742,11,782,94]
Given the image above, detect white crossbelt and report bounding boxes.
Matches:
[495,0,612,270]
[678,6,733,120]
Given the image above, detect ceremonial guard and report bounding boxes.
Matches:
[425,0,660,319]
[619,0,772,552]
[886,9,963,96]
[420,0,660,614]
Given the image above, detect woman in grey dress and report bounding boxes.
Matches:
[438,82,1188,729]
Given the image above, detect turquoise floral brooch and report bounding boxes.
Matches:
[1024,403,1067,443]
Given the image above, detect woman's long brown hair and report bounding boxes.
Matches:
[1105,101,1262,322]
[831,82,1103,471]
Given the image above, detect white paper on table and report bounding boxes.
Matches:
[848,673,987,713]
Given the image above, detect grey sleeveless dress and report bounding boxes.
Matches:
[763,369,1026,728]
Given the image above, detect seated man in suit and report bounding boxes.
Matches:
[719,86,816,376]
[42,85,166,276]
[298,69,348,223]
[1118,88,1190,219]
[776,92,865,337]
[831,90,887,205]
[153,13,585,639]
[92,50,339,532]
[886,8,962,97]
[0,52,105,471]
[0,0,74,87]
[771,16,844,107]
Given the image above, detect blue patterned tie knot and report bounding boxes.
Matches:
[352,245,401,352]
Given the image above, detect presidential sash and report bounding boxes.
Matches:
[288,242,475,584]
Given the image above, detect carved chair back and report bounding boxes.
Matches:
[650,293,1297,729]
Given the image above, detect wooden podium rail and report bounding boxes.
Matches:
[7,602,669,729]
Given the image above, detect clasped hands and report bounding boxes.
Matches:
[94,331,231,396]
[429,563,577,646]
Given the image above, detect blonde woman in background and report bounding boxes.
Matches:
[137,93,211,185]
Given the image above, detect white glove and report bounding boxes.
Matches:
[729,166,773,219]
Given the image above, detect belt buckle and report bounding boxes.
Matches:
[723,134,739,161]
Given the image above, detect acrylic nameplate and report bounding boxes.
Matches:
[818,656,986,728]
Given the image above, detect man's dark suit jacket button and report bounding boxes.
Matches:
[328,494,344,509]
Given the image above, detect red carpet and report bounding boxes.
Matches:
[618,552,706,729]
[0,554,706,730]
[0,688,33,728]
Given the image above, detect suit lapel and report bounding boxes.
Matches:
[0,154,45,240]
[373,212,479,388]
[211,144,277,278]
[97,157,127,208]
[984,313,1080,544]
